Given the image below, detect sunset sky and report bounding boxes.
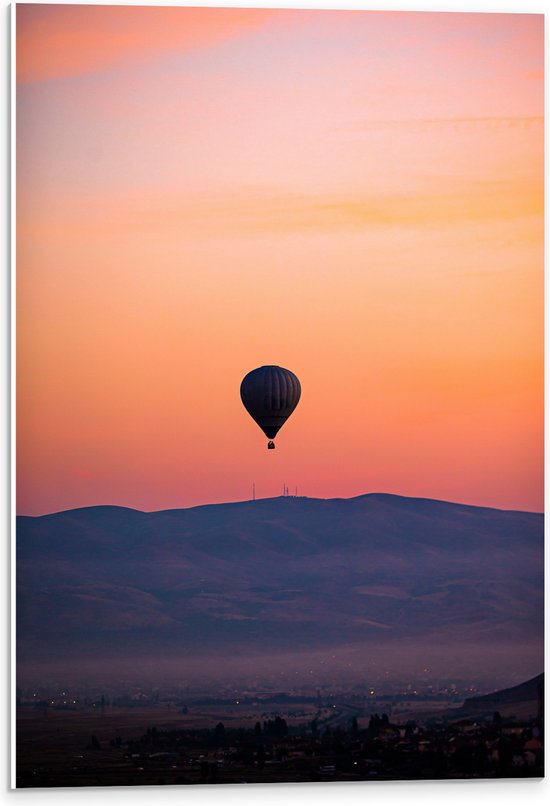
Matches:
[16,3,544,515]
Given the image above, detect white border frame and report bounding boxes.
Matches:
[6,2,548,804]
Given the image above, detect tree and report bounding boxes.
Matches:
[264,717,288,737]
[368,715,381,737]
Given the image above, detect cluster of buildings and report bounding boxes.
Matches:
[121,715,543,782]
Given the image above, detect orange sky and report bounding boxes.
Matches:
[16,4,544,515]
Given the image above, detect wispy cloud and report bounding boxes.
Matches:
[22,175,541,239]
[340,116,543,133]
[17,4,275,84]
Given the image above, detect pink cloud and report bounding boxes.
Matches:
[17,3,275,84]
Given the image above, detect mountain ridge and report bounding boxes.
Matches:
[17,492,543,688]
[18,491,544,520]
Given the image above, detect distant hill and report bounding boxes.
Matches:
[394,673,544,725]
[462,673,543,715]
[16,493,544,687]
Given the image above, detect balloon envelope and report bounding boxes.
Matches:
[240,365,301,440]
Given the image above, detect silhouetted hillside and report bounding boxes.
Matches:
[463,673,543,711]
[17,493,543,686]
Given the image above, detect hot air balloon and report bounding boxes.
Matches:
[240,365,301,449]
